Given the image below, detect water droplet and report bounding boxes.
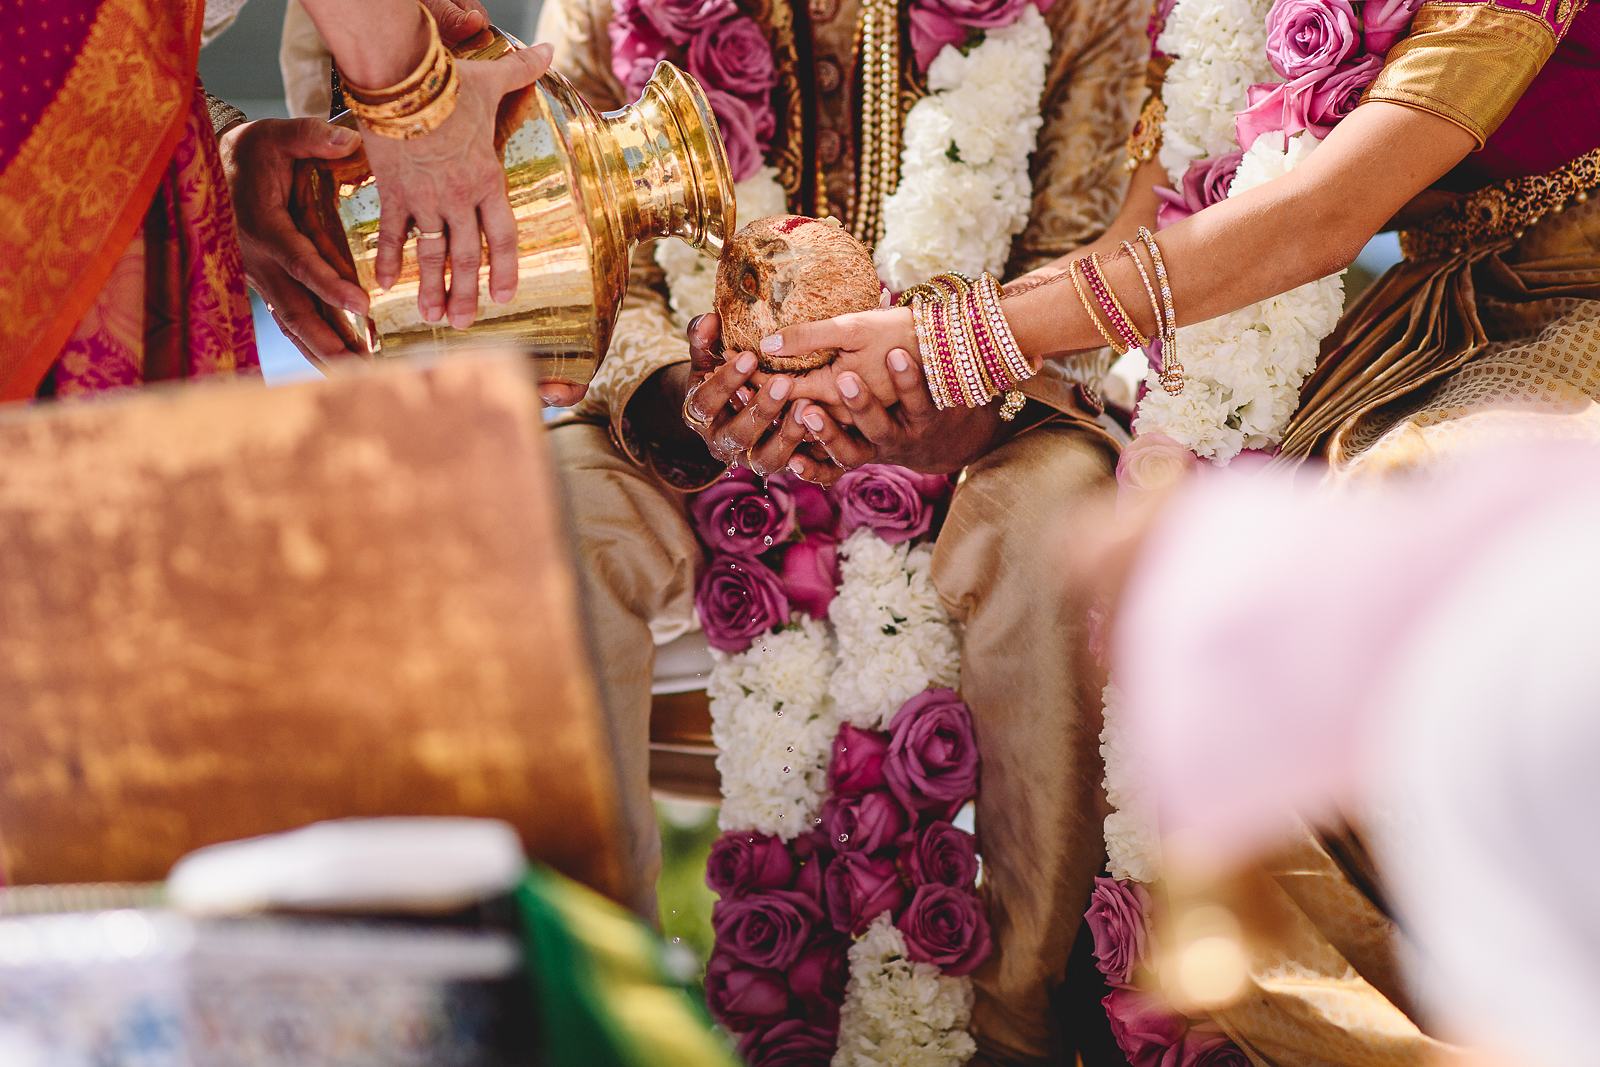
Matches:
[813,817,823,826]
[747,837,755,843]
[671,936,682,944]
[785,745,794,753]
[782,765,792,774]
[837,833,850,843]
[762,535,774,546]
[727,526,738,537]
[775,709,784,716]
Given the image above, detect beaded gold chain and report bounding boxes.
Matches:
[847,0,905,246]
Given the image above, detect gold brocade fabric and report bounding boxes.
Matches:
[1364,3,1554,147]
[1278,193,1600,472]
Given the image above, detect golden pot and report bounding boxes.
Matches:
[290,38,733,387]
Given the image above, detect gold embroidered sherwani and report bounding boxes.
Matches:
[534,0,1147,1061]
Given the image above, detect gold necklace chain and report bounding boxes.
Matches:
[846,0,903,245]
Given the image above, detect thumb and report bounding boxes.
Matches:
[759,317,848,362]
[426,0,488,45]
[283,118,362,159]
[493,42,555,94]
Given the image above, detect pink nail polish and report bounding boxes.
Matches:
[770,376,791,400]
[888,350,910,372]
[788,458,805,474]
[838,375,861,399]
[803,411,825,432]
[736,353,757,373]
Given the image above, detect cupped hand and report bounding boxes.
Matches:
[366,42,554,330]
[685,313,821,477]
[786,347,1007,485]
[752,305,919,409]
[222,118,371,367]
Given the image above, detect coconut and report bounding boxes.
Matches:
[714,215,883,372]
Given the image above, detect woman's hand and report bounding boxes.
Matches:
[752,306,919,409]
[221,118,371,367]
[364,43,554,330]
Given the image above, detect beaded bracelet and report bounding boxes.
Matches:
[1069,259,1126,355]
[1120,239,1164,365]
[908,272,1033,418]
[1082,253,1147,353]
[1135,226,1183,395]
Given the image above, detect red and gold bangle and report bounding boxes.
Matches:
[1082,253,1147,353]
[926,297,964,410]
[912,295,955,409]
[1069,258,1126,355]
[975,273,1033,387]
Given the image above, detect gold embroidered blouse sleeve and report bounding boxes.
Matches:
[1364,2,1557,146]
[538,0,699,475]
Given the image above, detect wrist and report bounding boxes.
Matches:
[330,3,432,91]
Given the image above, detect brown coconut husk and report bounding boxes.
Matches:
[714,215,883,372]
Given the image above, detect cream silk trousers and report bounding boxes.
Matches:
[550,417,1117,1066]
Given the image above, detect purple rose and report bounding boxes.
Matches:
[1363,0,1421,55]
[1176,1026,1252,1067]
[1085,877,1153,988]
[608,2,669,99]
[884,688,980,818]
[900,820,979,888]
[707,831,797,897]
[704,88,773,183]
[896,884,993,976]
[792,851,829,910]
[828,724,891,795]
[691,467,796,556]
[1103,988,1188,1067]
[738,1020,838,1066]
[822,790,908,853]
[771,471,839,536]
[1234,54,1381,148]
[696,555,789,653]
[835,465,948,544]
[1154,151,1242,229]
[780,538,841,620]
[688,15,777,98]
[1264,0,1359,80]
[635,0,738,45]
[789,936,850,1025]
[712,889,822,970]
[824,852,907,936]
[908,0,1030,70]
[704,951,790,1030]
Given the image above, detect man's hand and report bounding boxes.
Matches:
[682,314,823,476]
[423,0,491,44]
[785,346,1009,485]
[221,118,371,367]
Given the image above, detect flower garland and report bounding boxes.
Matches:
[692,467,991,1066]
[1094,0,1420,1060]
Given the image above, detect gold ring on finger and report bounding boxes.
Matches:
[410,226,446,241]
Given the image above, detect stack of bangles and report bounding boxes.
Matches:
[1067,225,1183,395]
[340,3,460,140]
[903,272,1033,422]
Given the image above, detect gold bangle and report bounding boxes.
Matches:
[1069,258,1126,355]
[1121,240,1164,345]
[342,2,443,102]
[343,4,461,140]
[1135,226,1183,395]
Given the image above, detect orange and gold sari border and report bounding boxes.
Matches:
[0,0,205,401]
[1364,3,1553,149]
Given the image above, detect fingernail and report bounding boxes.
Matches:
[422,304,441,323]
[541,388,563,406]
[343,298,367,315]
[770,376,791,400]
[492,287,515,305]
[760,335,782,354]
[451,313,473,331]
[736,353,757,373]
[687,314,704,334]
[532,42,555,62]
[838,374,861,399]
[788,458,805,475]
[736,387,753,405]
[888,349,910,372]
[803,410,824,432]
[329,127,359,149]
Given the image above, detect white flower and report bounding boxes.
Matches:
[1098,684,1162,883]
[833,915,977,1067]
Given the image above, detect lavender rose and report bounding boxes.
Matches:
[771,470,839,535]
[822,790,908,853]
[908,0,1030,70]
[1264,0,1359,80]
[1363,0,1421,55]
[707,831,797,897]
[691,468,796,556]
[1085,877,1152,988]
[704,88,774,183]
[636,0,738,44]
[738,1020,839,1067]
[608,2,670,100]
[705,951,790,1030]
[828,724,892,795]
[1154,151,1242,229]
[712,889,822,971]
[900,820,979,888]
[824,852,907,936]
[696,555,789,653]
[1116,432,1199,497]
[688,15,778,99]
[779,537,840,620]
[835,464,949,545]
[788,935,850,1025]
[1102,988,1188,1067]
[897,884,993,976]
[884,688,980,818]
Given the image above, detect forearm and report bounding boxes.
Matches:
[297,0,430,89]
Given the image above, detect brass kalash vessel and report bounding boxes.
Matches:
[290,30,734,383]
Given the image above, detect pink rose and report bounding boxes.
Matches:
[695,555,789,652]
[1176,1026,1252,1066]
[713,889,823,970]
[896,884,993,976]
[1362,0,1421,55]
[1302,54,1382,136]
[770,470,838,535]
[704,88,774,183]
[788,935,850,1025]
[780,538,840,619]
[1116,432,1198,497]
[884,688,980,818]
[1235,54,1381,148]
[707,831,797,897]
[1148,0,1178,56]
[828,724,891,795]
[608,2,669,99]
[900,820,979,888]
[635,0,738,45]
[824,852,907,936]
[1154,151,1242,229]
[1085,877,1152,988]
[822,790,908,853]
[835,465,949,545]
[1103,988,1188,1067]
[1264,0,1359,80]
[705,951,790,1030]
[908,0,1030,71]
[688,15,777,98]
[691,468,796,556]
[738,1020,838,1066]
